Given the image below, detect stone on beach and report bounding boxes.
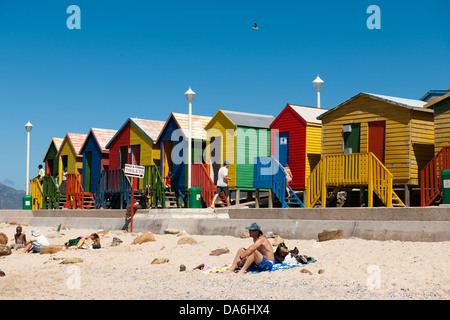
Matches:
[151,258,169,264]
[132,231,156,244]
[9,220,28,226]
[0,232,7,245]
[60,257,84,264]
[318,229,344,242]
[300,269,313,275]
[110,237,123,246]
[239,232,250,238]
[0,245,12,257]
[209,248,230,256]
[177,236,197,245]
[164,228,180,235]
[40,245,63,254]
[272,236,284,247]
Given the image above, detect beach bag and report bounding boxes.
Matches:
[65,237,84,248]
[89,233,101,249]
[275,243,299,264]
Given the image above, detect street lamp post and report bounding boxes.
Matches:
[25,121,33,195]
[313,75,324,108]
[184,87,196,190]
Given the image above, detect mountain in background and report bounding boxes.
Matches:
[0,183,25,209]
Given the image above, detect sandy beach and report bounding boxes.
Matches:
[0,222,449,300]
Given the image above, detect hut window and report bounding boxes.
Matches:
[343,123,361,154]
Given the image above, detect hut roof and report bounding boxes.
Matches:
[221,110,274,129]
[81,128,118,153]
[129,118,166,142]
[106,118,166,149]
[317,92,431,120]
[56,133,88,157]
[42,137,63,162]
[424,92,450,110]
[288,104,327,124]
[157,113,212,142]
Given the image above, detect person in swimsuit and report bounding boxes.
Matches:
[283,164,293,197]
[225,222,275,275]
[13,226,26,250]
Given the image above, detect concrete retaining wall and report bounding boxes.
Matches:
[1,206,449,242]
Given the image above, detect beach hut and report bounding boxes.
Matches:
[55,133,90,208]
[156,112,212,196]
[79,128,117,193]
[421,92,450,206]
[307,92,434,207]
[56,133,87,181]
[105,118,165,190]
[269,103,326,190]
[43,137,63,177]
[204,110,274,201]
[423,93,450,154]
[420,89,450,103]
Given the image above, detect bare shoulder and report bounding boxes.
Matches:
[256,236,272,249]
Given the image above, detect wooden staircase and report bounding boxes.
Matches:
[164,190,178,208]
[305,152,405,208]
[421,146,450,206]
[64,174,95,209]
[42,176,62,209]
[29,179,43,210]
[95,169,131,209]
[191,163,215,208]
[254,156,305,208]
[144,165,167,209]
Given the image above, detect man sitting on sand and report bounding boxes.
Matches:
[225,223,275,275]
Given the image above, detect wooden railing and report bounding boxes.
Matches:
[29,179,43,210]
[305,152,402,208]
[421,146,450,206]
[254,156,304,208]
[95,169,131,209]
[144,165,166,209]
[191,163,215,208]
[42,176,61,209]
[64,174,94,209]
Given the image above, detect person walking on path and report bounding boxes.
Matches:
[211,161,232,208]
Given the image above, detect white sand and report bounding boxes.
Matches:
[1,223,449,300]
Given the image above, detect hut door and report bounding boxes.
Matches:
[162,141,173,177]
[85,152,92,193]
[119,146,128,169]
[46,159,54,176]
[279,132,289,166]
[210,136,221,185]
[368,121,386,164]
[130,145,141,190]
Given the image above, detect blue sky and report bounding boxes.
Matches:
[0,0,449,191]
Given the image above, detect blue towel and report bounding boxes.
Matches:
[246,258,316,274]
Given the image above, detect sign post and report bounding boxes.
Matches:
[124,164,145,233]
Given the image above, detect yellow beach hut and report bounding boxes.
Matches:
[307,92,434,208]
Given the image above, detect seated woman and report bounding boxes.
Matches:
[24,228,50,253]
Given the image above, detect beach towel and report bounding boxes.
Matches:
[202,258,316,274]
